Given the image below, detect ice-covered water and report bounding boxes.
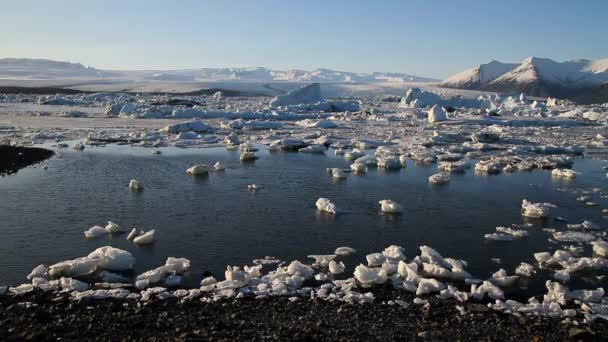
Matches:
[1,145,606,295]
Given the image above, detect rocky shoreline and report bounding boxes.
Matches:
[0,145,54,175]
[1,289,606,341]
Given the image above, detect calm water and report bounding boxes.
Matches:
[1,144,607,295]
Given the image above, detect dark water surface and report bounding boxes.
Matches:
[1,144,607,295]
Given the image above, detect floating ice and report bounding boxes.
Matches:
[126,228,140,241]
[186,164,209,175]
[213,161,225,171]
[73,142,85,150]
[133,229,156,245]
[592,240,608,256]
[240,151,258,161]
[161,121,212,134]
[552,168,580,178]
[521,199,555,218]
[428,172,450,185]
[105,221,125,233]
[378,200,403,214]
[84,225,107,239]
[490,269,519,287]
[316,198,337,214]
[553,231,595,243]
[128,179,144,191]
[515,262,536,277]
[335,247,356,256]
[248,184,262,191]
[350,162,368,173]
[299,145,326,153]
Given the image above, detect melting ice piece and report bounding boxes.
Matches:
[73,142,85,150]
[186,164,209,175]
[133,230,156,245]
[126,228,140,241]
[307,255,337,267]
[316,198,337,214]
[521,199,556,218]
[84,225,107,239]
[382,245,406,260]
[299,145,326,153]
[128,179,144,191]
[592,240,608,257]
[427,105,447,124]
[378,200,403,214]
[350,162,368,173]
[335,246,356,256]
[88,246,136,271]
[366,253,386,267]
[329,260,345,274]
[27,265,48,281]
[331,168,347,179]
[213,161,225,171]
[105,221,126,233]
[490,269,519,287]
[515,262,536,277]
[428,172,450,185]
[416,278,445,295]
[240,151,258,161]
[354,264,387,285]
[551,168,580,178]
[248,184,262,191]
[60,277,89,292]
[287,260,314,278]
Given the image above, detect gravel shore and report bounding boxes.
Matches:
[1,290,606,341]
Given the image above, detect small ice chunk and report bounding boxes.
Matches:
[332,168,347,179]
[213,161,225,171]
[354,264,387,285]
[382,245,406,261]
[128,179,144,191]
[521,199,556,218]
[592,240,608,257]
[378,200,403,214]
[126,228,140,241]
[515,263,536,277]
[60,277,89,292]
[287,260,314,278]
[27,265,48,281]
[552,168,580,179]
[428,172,450,185]
[84,225,107,239]
[88,246,136,271]
[329,260,345,274]
[427,105,447,124]
[133,229,156,245]
[316,198,337,214]
[366,253,386,267]
[335,247,356,256]
[240,151,258,161]
[186,164,209,175]
[416,278,445,296]
[490,269,519,287]
[105,221,125,233]
[307,255,336,267]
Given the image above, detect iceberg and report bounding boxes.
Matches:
[269,83,322,108]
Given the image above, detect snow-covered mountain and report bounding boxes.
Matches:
[439,57,608,99]
[0,58,117,79]
[438,60,518,89]
[0,58,438,83]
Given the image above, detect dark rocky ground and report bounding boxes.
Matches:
[1,290,606,341]
[0,145,54,175]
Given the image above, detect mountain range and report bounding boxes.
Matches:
[0,58,438,83]
[439,56,608,102]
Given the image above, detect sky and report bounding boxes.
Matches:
[1,0,607,79]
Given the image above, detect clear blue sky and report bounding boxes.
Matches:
[1,0,607,79]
